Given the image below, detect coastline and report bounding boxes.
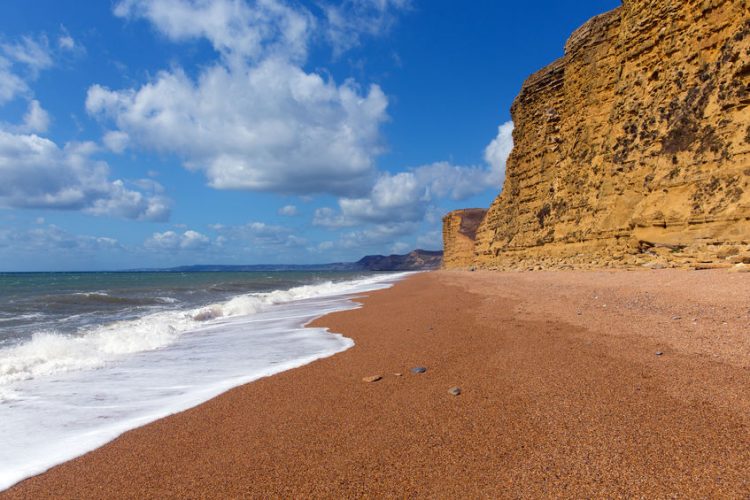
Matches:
[4,270,750,497]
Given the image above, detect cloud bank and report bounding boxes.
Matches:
[0,131,170,220]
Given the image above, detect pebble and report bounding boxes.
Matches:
[672,316,681,320]
[411,367,427,374]
[362,375,382,383]
[448,387,462,396]
[655,351,664,356]
[393,373,402,377]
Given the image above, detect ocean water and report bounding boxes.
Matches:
[0,270,409,491]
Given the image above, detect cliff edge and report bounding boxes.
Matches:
[444,0,750,270]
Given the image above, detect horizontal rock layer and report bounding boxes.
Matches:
[444,0,750,270]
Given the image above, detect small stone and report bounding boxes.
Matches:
[362,375,382,383]
[448,387,462,396]
[393,373,402,377]
[410,366,427,374]
[671,316,681,320]
[655,351,664,356]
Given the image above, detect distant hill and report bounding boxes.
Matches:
[354,249,443,271]
[132,249,442,273]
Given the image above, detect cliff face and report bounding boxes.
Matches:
[442,209,487,268]
[445,0,750,270]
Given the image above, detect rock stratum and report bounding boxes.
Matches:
[444,0,750,270]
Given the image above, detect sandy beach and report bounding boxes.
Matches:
[4,270,750,498]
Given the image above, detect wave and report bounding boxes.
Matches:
[37,292,175,307]
[0,273,407,396]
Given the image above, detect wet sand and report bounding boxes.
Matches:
[4,270,750,498]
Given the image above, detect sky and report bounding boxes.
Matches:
[0,0,620,271]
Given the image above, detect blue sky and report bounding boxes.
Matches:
[0,0,620,271]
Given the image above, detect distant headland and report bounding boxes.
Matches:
[127,249,443,273]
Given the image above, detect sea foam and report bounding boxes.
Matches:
[0,272,410,491]
[0,275,398,391]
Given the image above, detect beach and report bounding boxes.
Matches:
[4,269,750,498]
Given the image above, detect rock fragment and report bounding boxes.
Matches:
[410,367,427,374]
[362,375,382,383]
[448,387,462,396]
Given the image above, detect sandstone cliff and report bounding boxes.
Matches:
[442,209,487,268]
[444,0,750,270]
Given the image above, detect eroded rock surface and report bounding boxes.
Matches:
[444,0,750,270]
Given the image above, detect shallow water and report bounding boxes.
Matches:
[0,270,409,491]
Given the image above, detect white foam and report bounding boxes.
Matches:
[0,274,404,390]
[0,272,411,491]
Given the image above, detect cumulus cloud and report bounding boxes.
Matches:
[145,229,210,250]
[314,121,514,228]
[114,0,313,64]
[87,0,395,197]
[484,120,514,186]
[19,99,50,133]
[102,130,129,153]
[0,130,171,220]
[2,99,51,133]
[278,204,297,216]
[86,60,387,196]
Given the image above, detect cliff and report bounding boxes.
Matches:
[442,209,487,268]
[444,0,750,270]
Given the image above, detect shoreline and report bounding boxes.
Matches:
[0,272,409,492]
[4,270,750,497]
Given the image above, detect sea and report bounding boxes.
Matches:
[0,270,409,491]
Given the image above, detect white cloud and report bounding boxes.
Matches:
[102,130,130,153]
[19,99,50,133]
[145,229,210,250]
[114,0,313,64]
[87,0,396,197]
[1,99,51,133]
[278,204,297,216]
[1,36,53,75]
[0,224,122,252]
[484,120,514,187]
[313,120,514,229]
[0,35,53,105]
[338,221,415,249]
[0,130,171,221]
[87,58,387,196]
[58,35,75,51]
[322,0,411,56]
